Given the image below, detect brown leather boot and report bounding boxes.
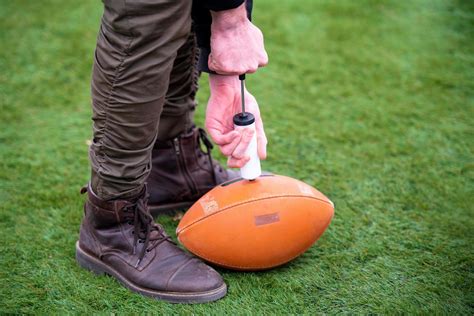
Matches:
[75,186,227,303]
[147,127,239,215]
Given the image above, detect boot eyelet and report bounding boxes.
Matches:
[131,231,134,235]
[127,221,133,225]
[139,239,144,243]
[146,249,151,253]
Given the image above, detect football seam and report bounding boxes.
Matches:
[177,194,333,234]
[178,211,335,270]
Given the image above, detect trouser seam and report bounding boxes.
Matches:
[96,17,135,198]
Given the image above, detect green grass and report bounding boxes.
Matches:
[1,0,473,314]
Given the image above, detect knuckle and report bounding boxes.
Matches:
[233,151,245,159]
[247,65,258,73]
[244,131,254,141]
[220,147,231,156]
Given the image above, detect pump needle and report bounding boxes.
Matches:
[239,74,246,115]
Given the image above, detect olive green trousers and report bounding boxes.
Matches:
[89,0,198,200]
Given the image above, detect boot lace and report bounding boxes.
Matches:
[122,194,175,268]
[198,128,219,184]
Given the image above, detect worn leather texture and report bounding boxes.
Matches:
[78,186,224,293]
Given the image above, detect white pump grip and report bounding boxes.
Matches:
[233,121,261,180]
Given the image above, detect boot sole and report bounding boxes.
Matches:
[149,201,194,217]
[75,242,227,304]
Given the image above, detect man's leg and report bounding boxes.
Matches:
[89,0,190,200]
[77,0,226,303]
[147,31,239,214]
[156,31,199,142]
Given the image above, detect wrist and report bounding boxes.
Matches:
[211,3,247,31]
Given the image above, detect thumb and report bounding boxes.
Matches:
[255,116,267,160]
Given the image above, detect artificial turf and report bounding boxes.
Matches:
[1,0,473,314]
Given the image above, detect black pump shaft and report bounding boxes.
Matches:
[239,74,246,116]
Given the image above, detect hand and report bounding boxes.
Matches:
[209,3,268,75]
[205,74,267,168]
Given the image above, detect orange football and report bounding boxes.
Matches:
[176,174,334,271]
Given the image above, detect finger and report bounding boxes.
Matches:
[246,63,259,74]
[230,128,254,159]
[214,68,241,76]
[207,128,239,147]
[218,133,241,157]
[208,54,218,72]
[208,54,241,76]
[257,134,267,159]
[255,116,267,160]
[219,67,246,76]
[258,51,269,67]
[227,155,250,168]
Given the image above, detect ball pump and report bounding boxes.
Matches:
[233,74,262,180]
